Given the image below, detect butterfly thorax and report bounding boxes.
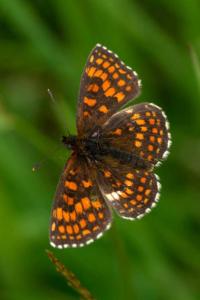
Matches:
[62,135,149,169]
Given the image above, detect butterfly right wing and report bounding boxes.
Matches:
[50,154,112,248]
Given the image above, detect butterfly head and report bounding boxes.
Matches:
[61,135,77,150]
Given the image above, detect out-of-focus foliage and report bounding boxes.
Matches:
[0,1,199,299]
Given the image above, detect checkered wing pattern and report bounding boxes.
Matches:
[77,44,141,136]
[97,163,161,219]
[101,103,171,166]
[50,155,112,248]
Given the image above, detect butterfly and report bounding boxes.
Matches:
[49,44,171,249]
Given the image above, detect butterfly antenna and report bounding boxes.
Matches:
[47,88,71,137]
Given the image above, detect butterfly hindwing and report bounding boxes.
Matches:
[77,44,141,136]
[50,154,112,248]
[97,162,161,220]
[100,103,171,166]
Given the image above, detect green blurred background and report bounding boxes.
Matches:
[0,1,200,299]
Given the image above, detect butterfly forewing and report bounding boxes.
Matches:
[50,154,112,248]
[77,44,141,136]
[100,103,171,166]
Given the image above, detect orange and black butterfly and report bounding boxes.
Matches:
[50,44,171,248]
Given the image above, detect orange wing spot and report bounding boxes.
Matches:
[65,180,78,191]
[83,111,90,117]
[104,170,111,178]
[149,118,155,125]
[75,202,83,214]
[84,97,97,107]
[126,85,132,91]
[135,140,142,147]
[145,112,151,117]
[131,113,140,120]
[148,145,154,151]
[137,204,142,208]
[94,69,103,77]
[147,155,153,161]
[59,225,65,234]
[152,128,158,134]
[130,199,137,205]
[141,126,148,132]
[81,197,91,210]
[93,225,100,231]
[126,74,132,79]
[115,63,120,68]
[69,169,76,175]
[63,194,68,202]
[100,72,108,81]
[157,137,162,144]
[120,192,128,198]
[92,200,102,209]
[144,198,149,204]
[126,173,134,179]
[145,189,151,196]
[150,136,155,142]
[57,208,63,221]
[125,188,134,195]
[53,209,56,218]
[135,119,145,125]
[76,234,82,240]
[125,180,133,187]
[82,180,92,188]
[117,79,125,86]
[102,80,111,91]
[83,229,90,236]
[119,68,126,74]
[70,211,76,222]
[90,55,94,63]
[67,197,74,205]
[80,218,87,228]
[88,67,96,77]
[123,203,128,208]
[112,128,122,135]
[102,54,107,59]
[108,66,115,73]
[136,133,144,140]
[63,211,70,222]
[136,194,143,201]
[51,222,56,232]
[103,61,110,68]
[88,83,99,93]
[99,105,109,113]
[61,235,66,240]
[96,58,103,65]
[113,72,119,79]
[138,186,144,192]
[140,177,147,183]
[115,92,125,102]
[98,212,104,219]
[66,225,73,234]
[73,224,79,234]
[160,130,164,135]
[128,127,134,132]
[105,87,116,97]
[140,151,144,157]
[69,236,74,240]
[88,213,96,222]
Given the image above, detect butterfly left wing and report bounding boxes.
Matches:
[77,44,141,136]
[50,154,112,248]
[96,162,161,220]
